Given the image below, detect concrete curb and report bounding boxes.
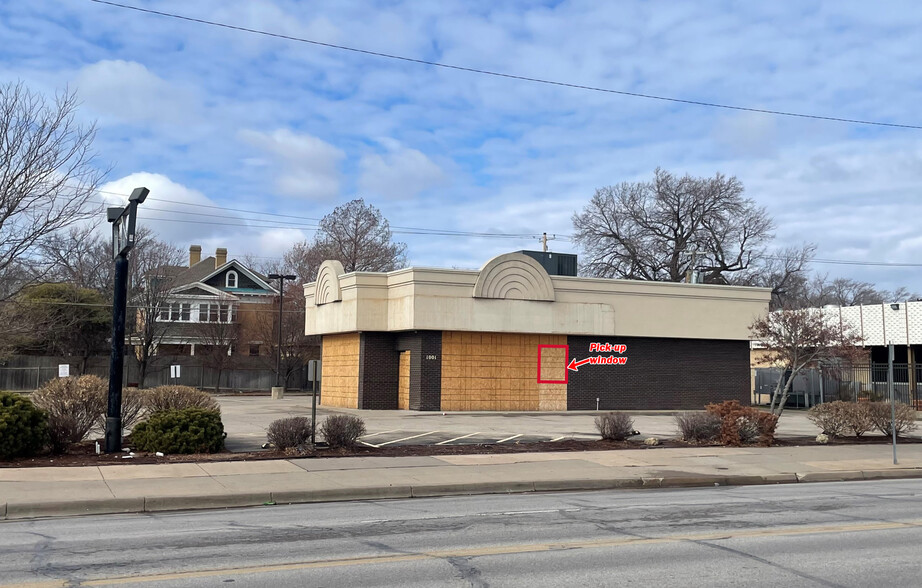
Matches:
[4,469,922,520]
[6,497,145,520]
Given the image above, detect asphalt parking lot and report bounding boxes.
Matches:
[216,394,825,452]
[357,430,581,448]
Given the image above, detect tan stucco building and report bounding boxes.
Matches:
[305,252,771,411]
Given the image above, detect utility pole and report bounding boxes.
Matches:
[539,233,557,253]
[105,187,149,454]
[268,273,296,399]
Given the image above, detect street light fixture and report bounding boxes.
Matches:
[268,273,297,395]
[105,187,149,453]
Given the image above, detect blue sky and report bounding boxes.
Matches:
[2,1,922,288]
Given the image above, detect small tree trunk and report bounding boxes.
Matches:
[139,359,149,389]
[773,376,797,417]
[770,373,785,413]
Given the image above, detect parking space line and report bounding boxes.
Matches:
[359,441,381,448]
[436,432,481,445]
[550,436,567,442]
[361,429,401,439]
[495,434,523,444]
[377,431,440,446]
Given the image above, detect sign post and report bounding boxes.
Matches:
[308,359,320,444]
[105,187,149,454]
[889,343,898,465]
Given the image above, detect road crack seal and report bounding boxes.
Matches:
[446,556,489,588]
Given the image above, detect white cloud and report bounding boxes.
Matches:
[97,172,313,265]
[239,129,344,200]
[73,60,198,126]
[97,172,235,246]
[359,139,446,200]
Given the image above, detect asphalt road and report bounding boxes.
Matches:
[4,480,922,587]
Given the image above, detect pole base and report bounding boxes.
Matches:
[271,386,285,400]
[105,416,122,453]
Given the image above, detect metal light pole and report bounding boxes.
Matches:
[105,187,149,453]
[268,273,296,398]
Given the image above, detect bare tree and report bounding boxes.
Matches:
[190,296,240,394]
[753,269,920,311]
[751,308,864,416]
[10,283,109,374]
[732,244,816,310]
[127,231,185,388]
[281,240,328,284]
[39,224,113,295]
[572,168,777,284]
[0,82,106,300]
[281,199,407,288]
[254,285,319,388]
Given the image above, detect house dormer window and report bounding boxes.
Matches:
[226,271,238,289]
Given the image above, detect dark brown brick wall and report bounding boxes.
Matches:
[395,331,442,411]
[357,331,443,411]
[566,336,750,410]
[358,332,399,409]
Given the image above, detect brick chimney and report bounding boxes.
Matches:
[189,245,202,267]
[215,248,227,268]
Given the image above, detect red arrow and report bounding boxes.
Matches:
[567,358,592,372]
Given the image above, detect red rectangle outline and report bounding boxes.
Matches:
[537,344,569,384]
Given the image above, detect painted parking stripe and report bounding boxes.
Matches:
[361,429,401,439]
[550,436,567,442]
[495,434,523,444]
[435,432,482,445]
[377,431,440,446]
[359,441,381,448]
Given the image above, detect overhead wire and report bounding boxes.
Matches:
[86,0,922,130]
[93,190,562,240]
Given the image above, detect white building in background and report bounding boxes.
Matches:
[820,301,922,364]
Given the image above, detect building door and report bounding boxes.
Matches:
[398,351,411,410]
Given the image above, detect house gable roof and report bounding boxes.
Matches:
[170,283,238,299]
[198,259,277,294]
[168,258,278,295]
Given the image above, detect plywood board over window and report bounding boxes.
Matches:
[398,351,411,410]
[440,332,566,411]
[319,333,360,409]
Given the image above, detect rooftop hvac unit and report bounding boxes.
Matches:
[517,250,578,277]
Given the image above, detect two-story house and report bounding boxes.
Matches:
[152,246,278,357]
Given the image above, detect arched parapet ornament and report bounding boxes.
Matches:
[315,260,345,305]
[473,253,555,302]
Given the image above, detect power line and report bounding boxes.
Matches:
[93,193,920,266]
[87,0,922,130]
[95,191,559,239]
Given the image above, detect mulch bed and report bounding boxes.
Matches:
[2,434,920,469]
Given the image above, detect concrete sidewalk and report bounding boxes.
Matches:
[3,443,922,520]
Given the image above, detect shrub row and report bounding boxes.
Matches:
[0,380,222,457]
[0,392,49,459]
[705,400,779,446]
[267,415,368,450]
[595,412,636,441]
[808,401,917,437]
[132,408,225,454]
[674,401,779,446]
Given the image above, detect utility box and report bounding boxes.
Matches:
[518,250,578,277]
